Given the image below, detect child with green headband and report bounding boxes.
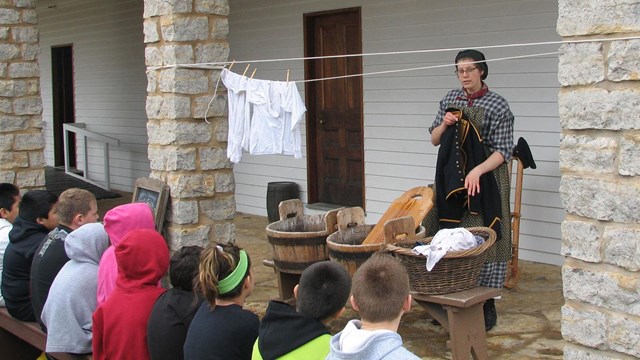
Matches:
[184,243,258,360]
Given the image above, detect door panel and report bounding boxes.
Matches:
[51,45,76,168]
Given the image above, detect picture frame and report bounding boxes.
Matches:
[132,177,170,233]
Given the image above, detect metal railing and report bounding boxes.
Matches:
[63,123,120,190]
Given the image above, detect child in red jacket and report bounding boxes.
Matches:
[92,229,169,360]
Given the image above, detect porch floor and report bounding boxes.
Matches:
[98,195,565,360]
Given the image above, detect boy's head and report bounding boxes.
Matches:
[170,245,204,291]
[351,253,411,323]
[0,183,20,223]
[295,261,351,323]
[57,188,99,229]
[19,190,59,230]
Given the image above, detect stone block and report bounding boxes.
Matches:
[0,63,6,77]
[608,39,640,81]
[11,26,38,43]
[194,0,229,15]
[561,220,601,262]
[27,150,44,167]
[13,132,43,150]
[0,27,8,39]
[558,43,605,86]
[0,9,21,24]
[13,96,42,115]
[563,265,640,316]
[0,134,13,150]
[608,313,640,358]
[213,221,234,243]
[603,227,640,272]
[211,17,228,40]
[563,345,622,360]
[143,0,193,18]
[160,44,194,65]
[145,95,191,120]
[561,305,607,349]
[166,198,198,224]
[148,121,212,145]
[0,44,20,61]
[557,0,640,36]
[619,134,640,176]
[21,43,39,61]
[8,62,39,78]
[160,16,209,42]
[0,98,11,113]
[0,115,28,132]
[0,171,15,183]
[165,224,210,252]
[144,47,163,66]
[16,168,44,187]
[166,173,216,198]
[146,71,157,93]
[213,117,228,143]
[200,196,235,221]
[195,43,229,63]
[559,135,617,174]
[0,152,28,169]
[558,88,640,130]
[14,0,35,8]
[193,93,226,119]
[148,146,196,171]
[21,9,37,24]
[215,171,235,193]
[143,19,159,43]
[159,68,209,94]
[199,147,231,170]
[560,176,640,223]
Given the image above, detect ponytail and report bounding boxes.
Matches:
[196,243,251,308]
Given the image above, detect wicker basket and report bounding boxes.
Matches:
[383,227,496,295]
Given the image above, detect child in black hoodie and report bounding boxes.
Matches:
[252,261,352,360]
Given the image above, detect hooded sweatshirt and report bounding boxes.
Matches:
[0,218,12,306]
[252,300,331,360]
[41,223,109,354]
[92,228,169,360]
[1,216,50,321]
[97,203,156,305]
[326,320,420,360]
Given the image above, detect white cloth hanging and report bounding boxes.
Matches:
[411,228,478,271]
[220,68,251,163]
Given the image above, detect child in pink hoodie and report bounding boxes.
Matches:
[97,203,156,305]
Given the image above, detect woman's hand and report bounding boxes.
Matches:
[443,112,458,126]
[465,167,483,196]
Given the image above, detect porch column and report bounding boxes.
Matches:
[0,1,45,189]
[557,1,640,358]
[143,0,233,249]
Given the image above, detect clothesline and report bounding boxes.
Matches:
[147,34,640,72]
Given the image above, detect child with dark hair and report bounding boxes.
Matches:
[184,243,258,360]
[92,228,169,360]
[0,183,20,307]
[252,261,352,360]
[1,190,58,321]
[147,245,204,360]
[31,188,99,327]
[326,253,419,360]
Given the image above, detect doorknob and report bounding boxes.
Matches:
[319,118,325,125]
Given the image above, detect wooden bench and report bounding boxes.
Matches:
[412,286,500,360]
[0,307,90,360]
[262,259,298,304]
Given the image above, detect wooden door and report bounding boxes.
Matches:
[51,45,76,168]
[304,8,364,207]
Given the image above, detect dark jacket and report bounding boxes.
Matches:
[435,112,502,238]
[1,216,50,321]
[30,224,72,328]
[252,300,331,360]
[147,289,202,360]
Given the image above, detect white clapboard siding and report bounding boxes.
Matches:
[229,0,563,265]
[37,0,149,191]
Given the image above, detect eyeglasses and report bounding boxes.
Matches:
[455,67,478,76]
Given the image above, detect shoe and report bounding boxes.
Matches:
[483,298,497,331]
[431,318,441,326]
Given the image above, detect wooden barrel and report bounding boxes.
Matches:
[327,209,426,277]
[265,199,339,274]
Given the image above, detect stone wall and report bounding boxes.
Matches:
[557,1,640,358]
[0,0,44,189]
[143,0,233,249]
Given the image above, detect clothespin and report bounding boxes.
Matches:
[242,64,250,76]
[250,68,257,79]
[286,69,290,83]
[228,60,235,71]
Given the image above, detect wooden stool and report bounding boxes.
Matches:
[412,287,500,360]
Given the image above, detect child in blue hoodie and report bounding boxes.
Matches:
[326,253,420,360]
